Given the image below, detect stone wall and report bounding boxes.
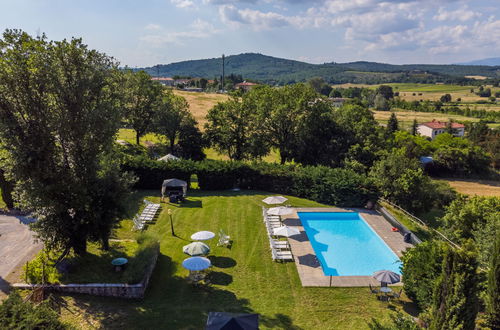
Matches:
[377,206,422,245]
[13,245,160,299]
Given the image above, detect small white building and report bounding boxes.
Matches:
[417,120,465,139]
[328,97,346,108]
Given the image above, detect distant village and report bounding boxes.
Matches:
[151,76,258,93]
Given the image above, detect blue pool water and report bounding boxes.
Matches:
[298,212,401,276]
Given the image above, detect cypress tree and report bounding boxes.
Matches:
[487,232,500,329]
[430,242,479,330]
[410,119,418,136]
[387,112,399,135]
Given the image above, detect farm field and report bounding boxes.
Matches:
[372,110,480,130]
[436,179,500,197]
[173,90,229,128]
[59,190,412,329]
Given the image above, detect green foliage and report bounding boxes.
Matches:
[440,93,452,103]
[177,117,206,161]
[205,96,269,160]
[368,312,419,330]
[401,240,447,309]
[375,85,394,99]
[386,113,399,134]
[411,119,419,136]
[486,232,500,329]
[441,195,500,243]
[374,94,390,110]
[369,150,441,212]
[23,249,61,284]
[123,70,163,144]
[122,233,160,284]
[0,291,67,329]
[0,30,133,255]
[430,242,480,330]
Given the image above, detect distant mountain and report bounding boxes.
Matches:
[138,53,500,84]
[456,57,500,66]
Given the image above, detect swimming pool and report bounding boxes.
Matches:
[298,212,401,276]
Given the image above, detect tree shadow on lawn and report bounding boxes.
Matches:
[58,253,303,329]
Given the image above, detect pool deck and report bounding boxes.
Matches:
[283,207,413,287]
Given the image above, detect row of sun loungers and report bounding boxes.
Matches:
[262,207,293,262]
[133,200,161,230]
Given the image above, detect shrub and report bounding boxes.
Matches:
[0,291,67,329]
[400,240,447,309]
[23,250,61,284]
[122,155,194,189]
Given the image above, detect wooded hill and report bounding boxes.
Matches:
[137,53,500,85]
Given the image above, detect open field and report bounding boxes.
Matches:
[173,90,229,128]
[373,110,480,129]
[58,190,413,329]
[436,179,500,197]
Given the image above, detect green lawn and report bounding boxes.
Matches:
[59,190,413,329]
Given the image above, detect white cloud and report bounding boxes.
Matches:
[140,19,220,46]
[433,6,482,22]
[171,0,196,9]
[145,23,162,31]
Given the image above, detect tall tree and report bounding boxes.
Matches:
[374,93,390,110]
[486,232,500,329]
[177,116,206,161]
[375,85,394,99]
[153,91,190,153]
[387,112,399,135]
[0,30,132,255]
[205,96,268,160]
[251,84,318,164]
[123,70,162,144]
[430,243,479,330]
[410,119,419,136]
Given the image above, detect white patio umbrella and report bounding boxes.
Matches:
[267,206,294,216]
[158,153,180,162]
[273,225,301,237]
[191,231,216,241]
[182,257,211,271]
[262,196,288,205]
[183,242,210,256]
[372,270,401,284]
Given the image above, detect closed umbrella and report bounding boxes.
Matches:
[273,225,301,237]
[182,257,211,271]
[191,231,216,241]
[183,242,210,256]
[267,207,294,216]
[372,270,401,284]
[262,196,288,205]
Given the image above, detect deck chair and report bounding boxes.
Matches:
[217,229,231,247]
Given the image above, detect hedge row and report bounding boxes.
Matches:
[121,157,379,207]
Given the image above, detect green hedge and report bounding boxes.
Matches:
[122,157,378,207]
[121,155,195,189]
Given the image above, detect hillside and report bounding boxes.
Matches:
[457,57,500,66]
[138,53,500,84]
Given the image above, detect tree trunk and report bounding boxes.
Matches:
[279,150,286,165]
[136,131,141,145]
[101,232,110,251]
[71,236,87,256]
[0,169,15,209]
[169,137,175,153]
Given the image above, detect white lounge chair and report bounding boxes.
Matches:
[217,229,231,247]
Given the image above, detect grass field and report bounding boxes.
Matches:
[372,110,480,130]
[436,179,500,197]
[173,90,229,129]
[58,190,413,329]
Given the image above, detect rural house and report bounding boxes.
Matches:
[417,120,465,139]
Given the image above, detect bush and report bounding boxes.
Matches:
[23,250,61,284]
[122,155,195,189]
[123,157,378,207]
[0,291,67,329]
[400,240,447,309]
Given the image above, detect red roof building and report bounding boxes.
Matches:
[417,120,465,139]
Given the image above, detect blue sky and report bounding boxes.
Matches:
[1,0,499,67]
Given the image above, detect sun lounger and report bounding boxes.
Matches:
[271,240,290,250]
[217,229,231,247]
[271,248,293,262]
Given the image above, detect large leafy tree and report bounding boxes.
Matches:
[205,96,268,160]
[250,84,318,164]
[386,112,399,135]
[153,91,191,152]
[123,70,163,144]
[486,232,500,329]
[0,30,132,255]
[430,242,479,330]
